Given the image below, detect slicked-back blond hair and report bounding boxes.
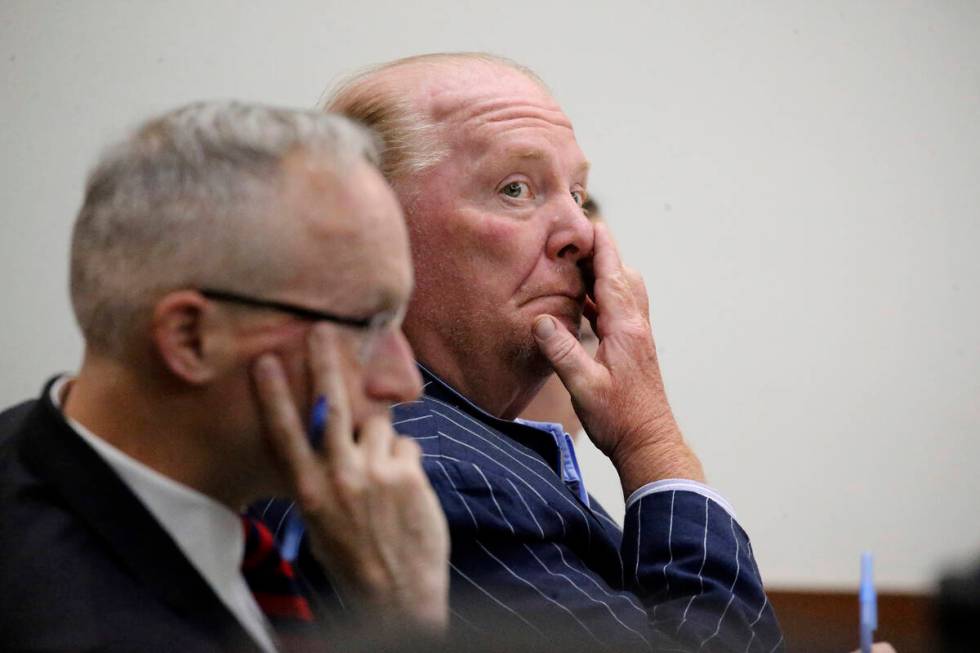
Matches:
[321,52,547,184]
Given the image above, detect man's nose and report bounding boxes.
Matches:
[363,329,423,405]
[545,196,595,263]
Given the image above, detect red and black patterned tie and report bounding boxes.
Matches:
[241,516,322,652]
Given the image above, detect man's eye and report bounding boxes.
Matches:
[571,190,586,207]
[501,181,530,198]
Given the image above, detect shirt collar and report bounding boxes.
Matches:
[48,377,246,604]
[416,363,590,505]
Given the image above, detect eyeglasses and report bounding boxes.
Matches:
[199,288,404,362]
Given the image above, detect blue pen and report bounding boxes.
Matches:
[860,551,877,653]
[307,395,329,452]
[279,395,329,562]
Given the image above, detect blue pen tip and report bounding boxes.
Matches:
[307,395,329,451]
[860,552,875,598]
[860,551,877,638]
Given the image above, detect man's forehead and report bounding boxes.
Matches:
[281,156,413,312]
[503,146,591,174]
[387,60,567,125]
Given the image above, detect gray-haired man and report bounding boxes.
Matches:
[0,102,448,652]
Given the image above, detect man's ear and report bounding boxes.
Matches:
[150,290,224,385]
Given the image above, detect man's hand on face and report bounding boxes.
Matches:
[532,222,705,497]
[251,325,450,634]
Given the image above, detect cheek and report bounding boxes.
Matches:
[477,218,525,259]
[332,333,371,418]
[407,187,545,306]
[275,348,313,416]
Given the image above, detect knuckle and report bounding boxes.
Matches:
[294,478,324,513]
[332,468,366,498]
[366,458,395,486]
[398,437,422,457]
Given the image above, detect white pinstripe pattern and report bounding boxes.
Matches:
[506,478,545,538]
[550,543,646,615]
[390,399,424,409]
[432,415,594,543]
[390,414,433,427]
[430,398,595,512]
[475,541,603,646]
[651,490,676,623]
[272,501,295,539]
[522,544,648,647]
[431,403,556,476]
[422,452,569,537]
[627,479,737,520]
[445,424,591,525]
[697,514,742,650]
[399,378,782,651]
[446,462,646,632]
[432,450,600,642]
[432,459,478,528]
[433,400,605,534]
[743,592,771,651]
[449,606,484,634]
[449,561,544,635]
[616,546,626,591]
[593,509,622,533]
[472,463,515,535]
[749,594,769,626]
[768,633,784,652]
[429,399,560,475]
[258,498,275,519]
[433,451,648,645]
[635,494,644,593]
[676,496,710,636]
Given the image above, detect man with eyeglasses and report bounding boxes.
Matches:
[0,102,449,652]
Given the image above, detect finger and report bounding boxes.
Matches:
[252,354,321,491]
[578,257,596,303]
[532,315,602,398]
[624,266,650,315]
[391,435,422,461]
[591,222,626,290]
[358,413,395,460]
[583,296,599,336]
[591,222,644,331]
[308,324,354,465]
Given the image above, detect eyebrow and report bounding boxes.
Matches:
[511,149,591,176]
[363,285,411,315]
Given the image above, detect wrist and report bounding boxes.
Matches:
[610,420,705,495]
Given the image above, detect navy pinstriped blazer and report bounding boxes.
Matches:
[257,365,784,651]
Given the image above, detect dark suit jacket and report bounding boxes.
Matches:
[0,379,265,653]
[258,365,784,652]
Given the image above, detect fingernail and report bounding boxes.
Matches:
[533,316,557,339]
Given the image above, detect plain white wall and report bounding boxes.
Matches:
[2,0,978,593]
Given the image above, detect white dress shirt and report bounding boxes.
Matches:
[51,377,279,653]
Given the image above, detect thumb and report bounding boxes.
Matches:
[532,315,599,397]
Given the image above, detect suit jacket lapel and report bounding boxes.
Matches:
[19,381,263,652]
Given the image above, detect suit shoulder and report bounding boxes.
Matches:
[391,394,442,438]
[0,399,38,449]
